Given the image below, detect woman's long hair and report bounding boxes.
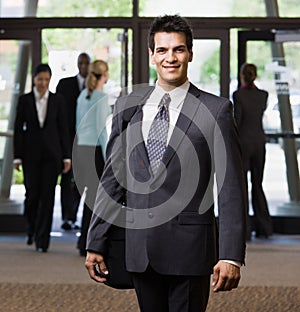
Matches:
[240,63,257,87]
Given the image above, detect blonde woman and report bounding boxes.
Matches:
[74,60,111,256]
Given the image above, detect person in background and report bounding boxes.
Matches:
[13,63,71,252]
[74,60,111,256]
[85,15,246,312]
[233,63,273,240]
[56,52,91,231]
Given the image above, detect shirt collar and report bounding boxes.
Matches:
[33,86,49,101]
[77,74,86,90]
[153,80,190,109]
[77,74,85,83]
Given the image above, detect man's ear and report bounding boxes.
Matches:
[188,50,193,62]
[149,48,155,65]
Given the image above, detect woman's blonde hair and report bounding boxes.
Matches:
[86,60,108,98]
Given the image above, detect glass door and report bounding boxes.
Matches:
[0,33,35,202]
[237,30,300,210]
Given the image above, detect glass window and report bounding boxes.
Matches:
[0,0,25,17]
[190,40,221,95]
[140,0,300,17]
[37,0,132,17]
[140,0,234,17]
[140,0,265,17]
[1,0,299,18]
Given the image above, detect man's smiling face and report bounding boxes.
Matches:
[150,31,193,90]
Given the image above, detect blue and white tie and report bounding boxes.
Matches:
[146,93,171,174]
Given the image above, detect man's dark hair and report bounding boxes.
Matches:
[77,52,91,64]
[148,14,193,53]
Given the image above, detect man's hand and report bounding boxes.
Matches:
[14,162,21,171]
[62,160,71,174]
[212,261,241,292]
[85,251,109,283]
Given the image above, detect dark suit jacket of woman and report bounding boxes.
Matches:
[233,87,268,145]
[14,91,71,171]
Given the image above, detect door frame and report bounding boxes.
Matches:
[0,28,41,75]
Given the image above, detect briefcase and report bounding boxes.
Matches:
[102,225,134,289]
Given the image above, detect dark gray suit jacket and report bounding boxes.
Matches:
[87,83,246,276]
[56,76,81,143]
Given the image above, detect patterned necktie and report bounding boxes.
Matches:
[146,93,171,174]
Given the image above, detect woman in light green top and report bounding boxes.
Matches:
[74,60,111,256]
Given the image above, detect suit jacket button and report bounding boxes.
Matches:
[148,212,154,219]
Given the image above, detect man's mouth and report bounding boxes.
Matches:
[163,65,179,70]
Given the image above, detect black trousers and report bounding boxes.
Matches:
[60,168,81,223]
[243,143,272,236]
[23,159,60,250]
[131,266,210,312]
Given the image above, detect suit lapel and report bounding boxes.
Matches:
[29,92,42,128]
[159,84,202,173]
[127,86,154,170]
[73,76,80,94]
[42,92,52,128]
[127,84,202,177]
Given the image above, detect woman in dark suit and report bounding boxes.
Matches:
[13,64,71,252]
[233,63,273,239]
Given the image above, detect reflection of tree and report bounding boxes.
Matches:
[200,50,220,84]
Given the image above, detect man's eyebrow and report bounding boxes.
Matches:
[155,44,186,50]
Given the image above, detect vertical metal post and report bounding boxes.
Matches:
[265,0,300,202]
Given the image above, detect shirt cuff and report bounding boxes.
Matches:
[221,260,241,268]
[63,159,71,163]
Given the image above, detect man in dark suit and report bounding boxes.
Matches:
[85,15,247,311]
[14,63,71,252]
[56,52,90,230]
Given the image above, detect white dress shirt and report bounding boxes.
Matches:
[33,86,49,128]
[77,74,85,91]
[142,80,189,143]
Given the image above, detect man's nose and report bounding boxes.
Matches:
[165,50,177,62]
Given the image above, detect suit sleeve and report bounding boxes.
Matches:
[232,91,242,127]
[56,80,64,95]
[214,99,247,264]
[13,95,25,160]
[56,94,71,159]
[86,97,127,255]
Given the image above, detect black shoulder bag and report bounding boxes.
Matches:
[97,96,141,289]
